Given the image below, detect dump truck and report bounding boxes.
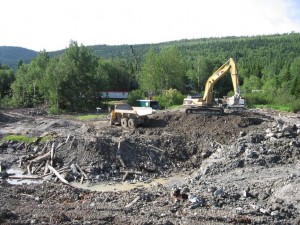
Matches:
[109,103,153,128]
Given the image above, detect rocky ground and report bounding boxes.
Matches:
[0,107,299,225]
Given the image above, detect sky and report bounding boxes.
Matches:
[1,0,300,52]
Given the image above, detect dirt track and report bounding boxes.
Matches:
[0,108,300,224]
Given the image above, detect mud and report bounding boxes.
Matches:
[0,108,299,224]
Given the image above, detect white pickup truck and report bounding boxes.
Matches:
[109,103,153,128]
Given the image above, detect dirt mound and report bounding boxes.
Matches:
[0,112,20,123]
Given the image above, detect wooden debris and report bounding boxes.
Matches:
[50,143,55,166]
[120,170,142,175]
[41,166,70,178]
[29,151,51,164]
[48,165,69,185]
[8,175,40,180]
[122,171,129,182]
[44,160,49,175]
[117,155,126,168]
[32,161,45,174]
[69,137,75,150]
[65,134,71,143]
[125,196,140,208]
[148,145,165,152]
[27,165,31,175]
[75,163,88,179]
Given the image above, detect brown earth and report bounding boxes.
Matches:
[0,107,299,225]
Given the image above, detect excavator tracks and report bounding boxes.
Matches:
[185,107,224,116]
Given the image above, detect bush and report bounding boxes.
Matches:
[244,92,269,106]
[48,106,61,115]
[127,89,145,106]
[0,96,14,108]
[153,89,185,109]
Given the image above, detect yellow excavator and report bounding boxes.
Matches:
[183,58,245,115]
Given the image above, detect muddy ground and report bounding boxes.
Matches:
[0,107,299,225]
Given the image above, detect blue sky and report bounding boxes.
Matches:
[1,0,300,51]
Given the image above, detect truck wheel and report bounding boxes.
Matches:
[121,118,128,128]
[143,116,150,127]
[128,118,137,129]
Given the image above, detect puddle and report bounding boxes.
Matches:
[70,174,186,192]
[5,168,187,191]
[6,168,43,185]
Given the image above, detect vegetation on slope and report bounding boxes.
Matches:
[1,33,300,112]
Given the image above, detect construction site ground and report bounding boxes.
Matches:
[0,107,299,225]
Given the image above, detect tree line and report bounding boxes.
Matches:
[1,33,300,112]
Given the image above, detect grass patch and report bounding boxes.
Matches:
[167,104,183,109]
[1,134,53,143]
[253,104,292,112]
[77,114,108,121]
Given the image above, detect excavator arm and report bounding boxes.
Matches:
[202,58,240,105]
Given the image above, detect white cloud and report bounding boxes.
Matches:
[0,0,299,51]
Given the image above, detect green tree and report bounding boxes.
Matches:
[241,75,262,94]
[50,41,98,111]
[186,56,212,93]
[11,64,31,107]
[290,56,300,98]
[98,59,132,91]
[0,65,15,99]
[11,51,49,107]
[140,47,185,96]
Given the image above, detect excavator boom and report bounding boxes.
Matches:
[202,58,240,103]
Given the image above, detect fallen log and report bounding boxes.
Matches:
[120,170,142,175]
[48,165,69,185]
[8,175,41,180]
[29,151,51,164]
[41,166,70,178]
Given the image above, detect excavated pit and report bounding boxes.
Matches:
[0,108,300,224]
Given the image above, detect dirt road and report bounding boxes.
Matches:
[0,108,299,224]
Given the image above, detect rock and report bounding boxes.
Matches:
[270,210,280,217]
[269,137,278,142]
[260,208,270,214]
[266,132,276,138]
[214,188,224,197]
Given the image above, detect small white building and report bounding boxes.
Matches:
[100,91,128,99]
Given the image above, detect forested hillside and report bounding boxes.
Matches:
[0,46,37,69]
[1,33,300,112]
